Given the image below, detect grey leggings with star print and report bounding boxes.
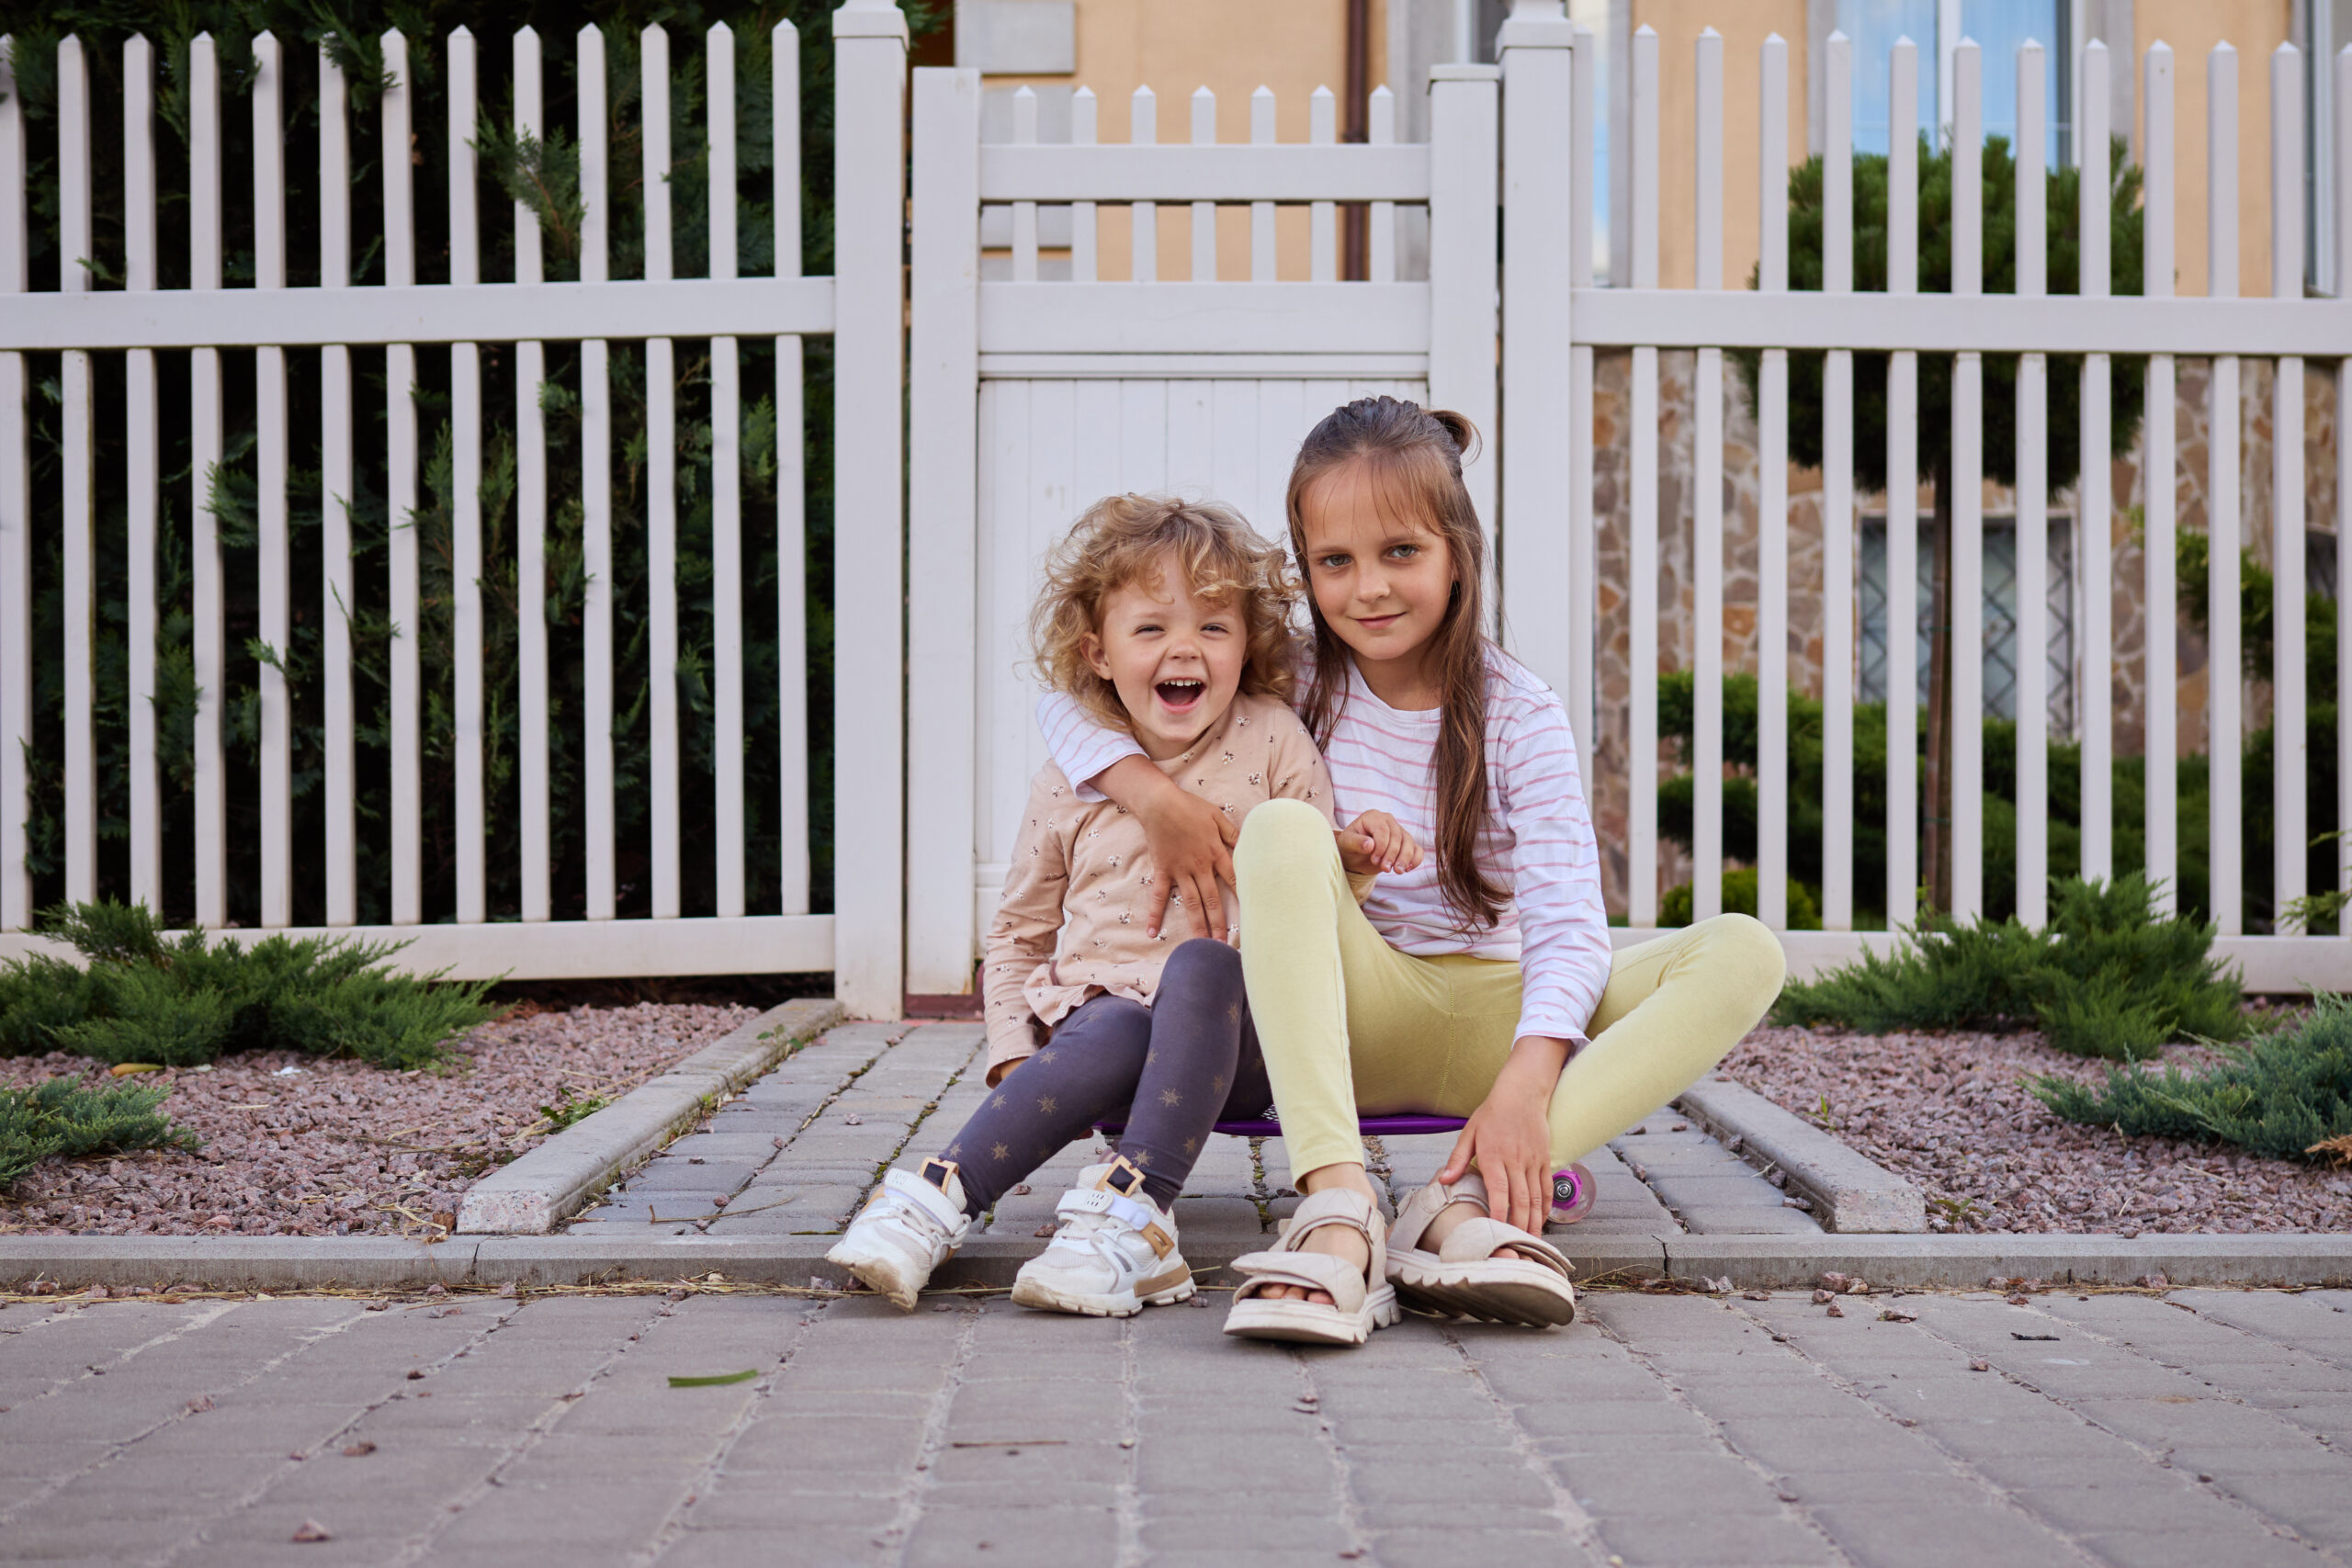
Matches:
[943,939,1274,1215]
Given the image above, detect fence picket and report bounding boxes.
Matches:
[59,37,93,906]
[775,19,809,914]
[1310,86,1335,281]
[1369,86,1396,283]
[709,22,744,918]
[1251,87,1276,282]
[1013,86,1040,282]
[190,34,225,927]
[2338,41,2352,935]
[253,33,290,927]
[1820,29,1854,930]
[382,30,420,926]
[1951,37,1984,922]
[515,27,550,922]
[1192,88,1216,281]
[2271,43,2306,921]
[1692,27,1724,922]
[2144,41,2177,915]
[643,25,680,920]
[2210,42,2243,935]
[1885,34,1919,928]
[1567,22,1599,784]
[579,23,615,920]
[126,36,161,911]
[1132,87,1158,282]
[1757,31,1789,930]
[1629,24,1658,927]
[2079,41,2113,886]
[0,37,25,930]
[2014,39,2048,929]
[447,28,484,924]
[1071,86,1098,282]
[320,44,356,927]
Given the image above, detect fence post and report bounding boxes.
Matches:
[905,67,981,998]
[1497,3,1576,707]
[0,37,23,931]
[833,0,910,1019]
[1428,62,1500,605]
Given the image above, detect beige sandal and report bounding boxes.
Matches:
[1222,1188,1401,1347]
[1386,1173,1577,1327]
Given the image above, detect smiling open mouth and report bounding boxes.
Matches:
[1156,679,1204,709]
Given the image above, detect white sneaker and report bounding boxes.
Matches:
[827,1160,972,1309]
[1010,1157,1196,1317]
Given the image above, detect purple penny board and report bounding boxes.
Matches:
[1095,1114,1467,1139]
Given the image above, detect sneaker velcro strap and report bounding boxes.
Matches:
[1057,1186,1160,1235]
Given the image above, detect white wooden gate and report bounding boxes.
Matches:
[903,62,1499,994]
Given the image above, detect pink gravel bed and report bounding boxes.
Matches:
[1724,1024,2352,1234]
[0,1002,759,1238]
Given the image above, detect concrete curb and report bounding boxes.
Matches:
[6,1230,2346,1293]
[453,998,845,1235]
[1662,1233,2352,1290]
[1676,1076,1928,1233]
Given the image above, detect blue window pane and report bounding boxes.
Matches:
[1966,0,2066,162]
[1838,0,1939,155]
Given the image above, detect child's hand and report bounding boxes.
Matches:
[1337,811,1422,878]
[1116,760,1238,939]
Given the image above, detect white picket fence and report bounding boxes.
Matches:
[7,0,2352,1014]
[1550,25,2352,990]
[0,1,912,1012]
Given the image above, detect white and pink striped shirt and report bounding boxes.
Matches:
[1036,645,1613,1045]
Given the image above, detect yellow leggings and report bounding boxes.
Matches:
[1234,798,1788,1177]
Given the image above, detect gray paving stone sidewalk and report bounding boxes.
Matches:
[3,1282,2348,1566]
[564,1022,1818,1247]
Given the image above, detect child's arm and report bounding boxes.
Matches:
[1036,691,1236,942]
[981,775,1072,1082]
[1266,718,1418,886]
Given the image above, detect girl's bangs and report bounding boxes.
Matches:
[1296,439,1461,538]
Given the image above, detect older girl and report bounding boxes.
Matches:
[1037,398,1786,1344]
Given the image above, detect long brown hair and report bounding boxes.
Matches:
[1285,397,1506,931]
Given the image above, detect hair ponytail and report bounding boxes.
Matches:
[1284,396,1508,932]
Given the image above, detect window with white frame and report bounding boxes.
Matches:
[1859,513,2077,734]
[1824,0,2073,162]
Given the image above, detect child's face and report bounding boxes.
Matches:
[1080,554,1250,760]
[1297,461,1456,682]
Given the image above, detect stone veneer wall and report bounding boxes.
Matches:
[1583,350,2341,917]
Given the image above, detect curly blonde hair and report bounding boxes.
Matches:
[1031,494,1298,734]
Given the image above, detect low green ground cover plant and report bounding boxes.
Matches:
[2032,993,2352,1161]
[0,1077,198,1189]
[1771,874,2245,1059]
[0,900,504,1070]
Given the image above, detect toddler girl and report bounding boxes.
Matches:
[831,494,1373,1316]
[1038,398,1788,1343]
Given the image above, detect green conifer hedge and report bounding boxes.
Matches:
[0,0,942,931]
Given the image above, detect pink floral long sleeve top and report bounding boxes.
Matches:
[983,691,1340,1081]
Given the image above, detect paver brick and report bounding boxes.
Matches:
[901,1505,1118,1568]
[1370,1525,1592,1568]
[1591,1514,1837,1566]
[1804,1501,2080,1568]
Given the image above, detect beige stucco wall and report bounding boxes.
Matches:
[1638,0,1810,292]
[2136,0,2292,299]
[986,0,1390,283]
